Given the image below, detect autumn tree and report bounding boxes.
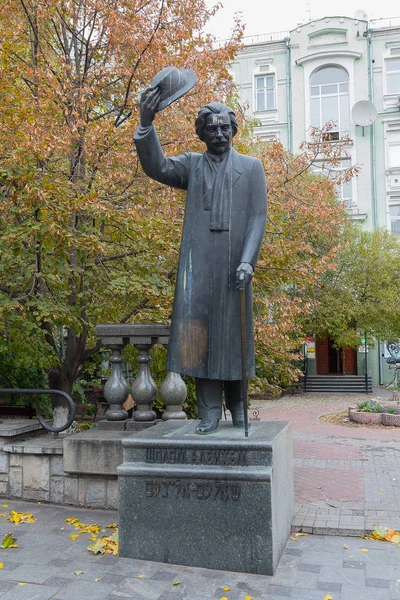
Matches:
[0,0,359,412]
[232,125,354,391]
[0,0,242,423]
[305,227,400,350]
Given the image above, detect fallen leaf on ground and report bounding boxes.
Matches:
[343,544,348,549]
[365,526,400,545]
[65,518,79,524]
[2,505,8,509]
[222,586,230,591]
[18,582,26,586]
[360,548,368,552]
[73,570,84,576]
[220,597,228,600]
[0,563,3,569]
[324,595,333,600]
[245,596,253,600]
[290,537,298,541]
[65,518,119,556]
[87,540,108,555]
[172,582,181,587]
[0,532,18,549]
[139,575,145,579]
[295,533,307,537]
[7,511,35,524]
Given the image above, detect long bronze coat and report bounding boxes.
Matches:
[134,125,267,380]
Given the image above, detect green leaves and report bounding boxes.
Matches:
[308,227,400,348]
[0,532,18,549]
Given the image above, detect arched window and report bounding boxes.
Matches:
[310,66,350,139]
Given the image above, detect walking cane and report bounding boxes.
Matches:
[239,275,249,438]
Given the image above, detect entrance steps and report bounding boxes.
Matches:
[305,375,372,394]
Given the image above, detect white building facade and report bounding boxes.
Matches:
[231,16,400,385]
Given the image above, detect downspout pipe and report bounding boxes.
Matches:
[367,28,378,231]
[285,37,293,152]
[368,26,383,385]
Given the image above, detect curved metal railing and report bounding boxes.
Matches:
[0,389,76,437]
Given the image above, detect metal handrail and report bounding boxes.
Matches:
[0,389,76,437]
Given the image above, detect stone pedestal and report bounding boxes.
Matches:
[118,420,293,575]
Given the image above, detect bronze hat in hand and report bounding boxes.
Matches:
[146,66,197,112]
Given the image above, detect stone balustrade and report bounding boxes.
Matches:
[95,324,187,423]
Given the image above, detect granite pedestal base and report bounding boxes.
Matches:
[118,420,293,575]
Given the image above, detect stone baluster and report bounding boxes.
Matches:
[103,345,129,421]
[131,344,157,422]
[160,371,187,420]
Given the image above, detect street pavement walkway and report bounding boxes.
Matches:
[0,499,398,600]
[251,388,400,536]
[0,389,399,599]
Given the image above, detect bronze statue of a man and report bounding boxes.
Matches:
[134,70,267,435]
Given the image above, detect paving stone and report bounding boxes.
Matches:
[0,584,61,600]
[285,548,302,556]
[51,580,117,599]
[366,577,391,588]
[316,581,343,593]
[266,584,292,596]
[343,560,366,570]
[341,583,392,599]
[318,565,366,586]
[0,564,61,584]
[390,581,400,599]
[298,563,321,573]
[43,576,75,587]
[0,580,18,593]
[109,577,170,599]
[289,589,329,599]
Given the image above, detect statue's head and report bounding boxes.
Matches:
[195,102,238,155]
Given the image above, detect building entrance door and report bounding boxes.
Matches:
[316,336,358,375]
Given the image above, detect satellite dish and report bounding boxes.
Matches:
[352,100,377,127]
[354,9,368,21]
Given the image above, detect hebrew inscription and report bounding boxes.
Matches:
[145,479,241,502]
[146,447,247,466]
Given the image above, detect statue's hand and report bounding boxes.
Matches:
[236,262,253,289]
[140,87,161,128]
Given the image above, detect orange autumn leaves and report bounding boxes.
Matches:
[0,0,243,403]
[366,526,400,546]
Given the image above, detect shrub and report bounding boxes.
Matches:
[357,399,384,413]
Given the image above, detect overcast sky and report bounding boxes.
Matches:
[205,0,400,40]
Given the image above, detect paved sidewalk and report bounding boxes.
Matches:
[0,499,398,599]
[252,390,400,536]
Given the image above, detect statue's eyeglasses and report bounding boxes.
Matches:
[205,124,231,134]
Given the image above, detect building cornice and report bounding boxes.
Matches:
[296,50,362,66]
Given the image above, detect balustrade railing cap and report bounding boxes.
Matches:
[96,323,170,342]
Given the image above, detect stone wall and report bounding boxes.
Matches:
[0,421,120,509]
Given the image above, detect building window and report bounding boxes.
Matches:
[386,58,400,94]
[310,66,350,138]
[389,203,400,236]
[313,158,353,208]
[388,132,400,168]
[255,74,275,111]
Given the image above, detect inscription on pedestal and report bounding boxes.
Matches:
[145,479,241,502]
[145,447,247,466]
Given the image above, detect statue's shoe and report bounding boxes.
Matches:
[230,407,249,428]
[195,417,219,435]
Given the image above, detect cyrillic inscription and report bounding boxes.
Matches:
[145,479,241,502]
[145,448,247,466]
